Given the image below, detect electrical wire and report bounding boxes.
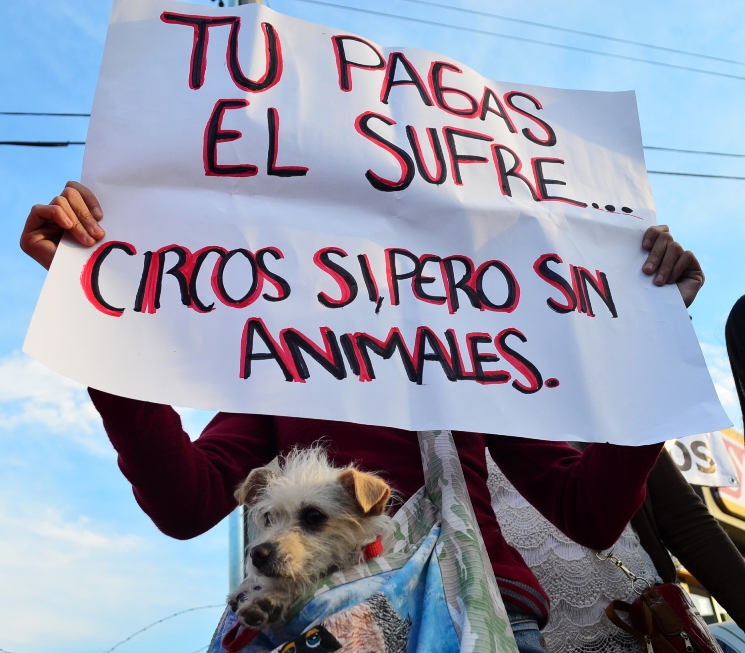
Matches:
[399,0,745,67]
[100,605,224,653]
[291,0,745,82]
[0,141,85,146]
[186,644,209,653]
[0,111,90,117]
[648,170,745,180]
[644,146,745,158]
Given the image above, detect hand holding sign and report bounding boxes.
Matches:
[21,182,105,270]
[21,184,704,305]
[641,225,704,307]
[22,0,729,443]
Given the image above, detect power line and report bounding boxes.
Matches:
[399,0,745,67]
[644,145,745,158]
[0,111,90,117]
[100,605,224,653]
[648,170,745,180]
[292,0,745,82]
[0,141,85,147]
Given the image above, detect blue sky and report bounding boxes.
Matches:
[1,0,744,651]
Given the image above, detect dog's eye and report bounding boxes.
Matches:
[263,512,271,527]
[301,508,327,527]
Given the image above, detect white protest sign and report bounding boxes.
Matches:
[666,432,739,488]
[24,0,730,443]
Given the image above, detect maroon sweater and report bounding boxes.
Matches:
[89,389,662,627]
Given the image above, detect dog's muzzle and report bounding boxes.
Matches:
[250,542,279,575]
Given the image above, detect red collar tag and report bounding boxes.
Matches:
[363,535,383,561]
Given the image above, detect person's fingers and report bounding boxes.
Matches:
[65,181,103,220]
[653,239,684,286]
[50,195,97,246]
[667,250,695,284]
[25,203,70,231]
[642,230,672,276]
[641,224,669,251]
[19,218,63,270]
[61,185,105,240]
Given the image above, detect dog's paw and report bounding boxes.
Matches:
[236,595,285,628]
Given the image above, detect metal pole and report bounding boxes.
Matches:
[226,0,262,5]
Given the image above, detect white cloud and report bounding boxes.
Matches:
[0,352,109,454]
[0,493,227,653]
[701,342,742,430]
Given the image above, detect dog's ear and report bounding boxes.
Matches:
[338,468,391,516]
[235,467,277,506]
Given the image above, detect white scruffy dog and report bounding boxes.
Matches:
[227,446,392,629]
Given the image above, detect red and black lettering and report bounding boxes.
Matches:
[504,91,556,147]
[532,157,587,207]
[331,35,385,92]
[80,241,136,317]
[575,267,618,318]
[160,15,282,93]
[443,127,494,186]
[478,87,517,133]
[405,126,447,185]
[189,246,228,313]
[203,99,258,177]
[467,332,511,384]
[495,328,543,394]
[440,255,481,314]
[226,21,283,92]
[314,247,358,308]
[380,52,432,106]
[533,253,577,314]
[214,248,263,308]
[428,61,478,117]
[414,327,456,383]
[445,328,477,380]
[357,254,380,303]
[280,327,346,380]
[351,328,417,383]
[571,265,588,315]
[339,333,361,376]
[355,112,415,192]
[240,317,297,382]
[474,260,520,312]
[492,144,540,201]
[266,108,308,177]
[385,248,419,305]
[413,254,446,305]
[256,247,291,302]
[160,13,235,90]
[134,245,193,314]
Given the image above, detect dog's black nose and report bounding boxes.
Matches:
[250,543,276,570]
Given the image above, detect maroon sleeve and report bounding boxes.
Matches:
[486,435,663,550]
[89,388,277,539]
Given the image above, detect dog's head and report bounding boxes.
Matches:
[235,446,391,587]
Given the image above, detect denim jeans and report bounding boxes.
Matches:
[509,610,549,653]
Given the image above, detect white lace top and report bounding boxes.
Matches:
[487,456,663,653]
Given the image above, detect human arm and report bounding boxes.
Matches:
[647,450,745,627]
[641,225,703,308]
[20,181,106,270]
[20,185,704,310]
[89,389,277,539]
[486,435,663,550]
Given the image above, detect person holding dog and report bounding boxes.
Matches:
[20,182,706,653]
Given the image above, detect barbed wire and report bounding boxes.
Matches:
[101,605,224,653]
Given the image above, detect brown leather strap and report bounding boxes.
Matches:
[606,601,648,651]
